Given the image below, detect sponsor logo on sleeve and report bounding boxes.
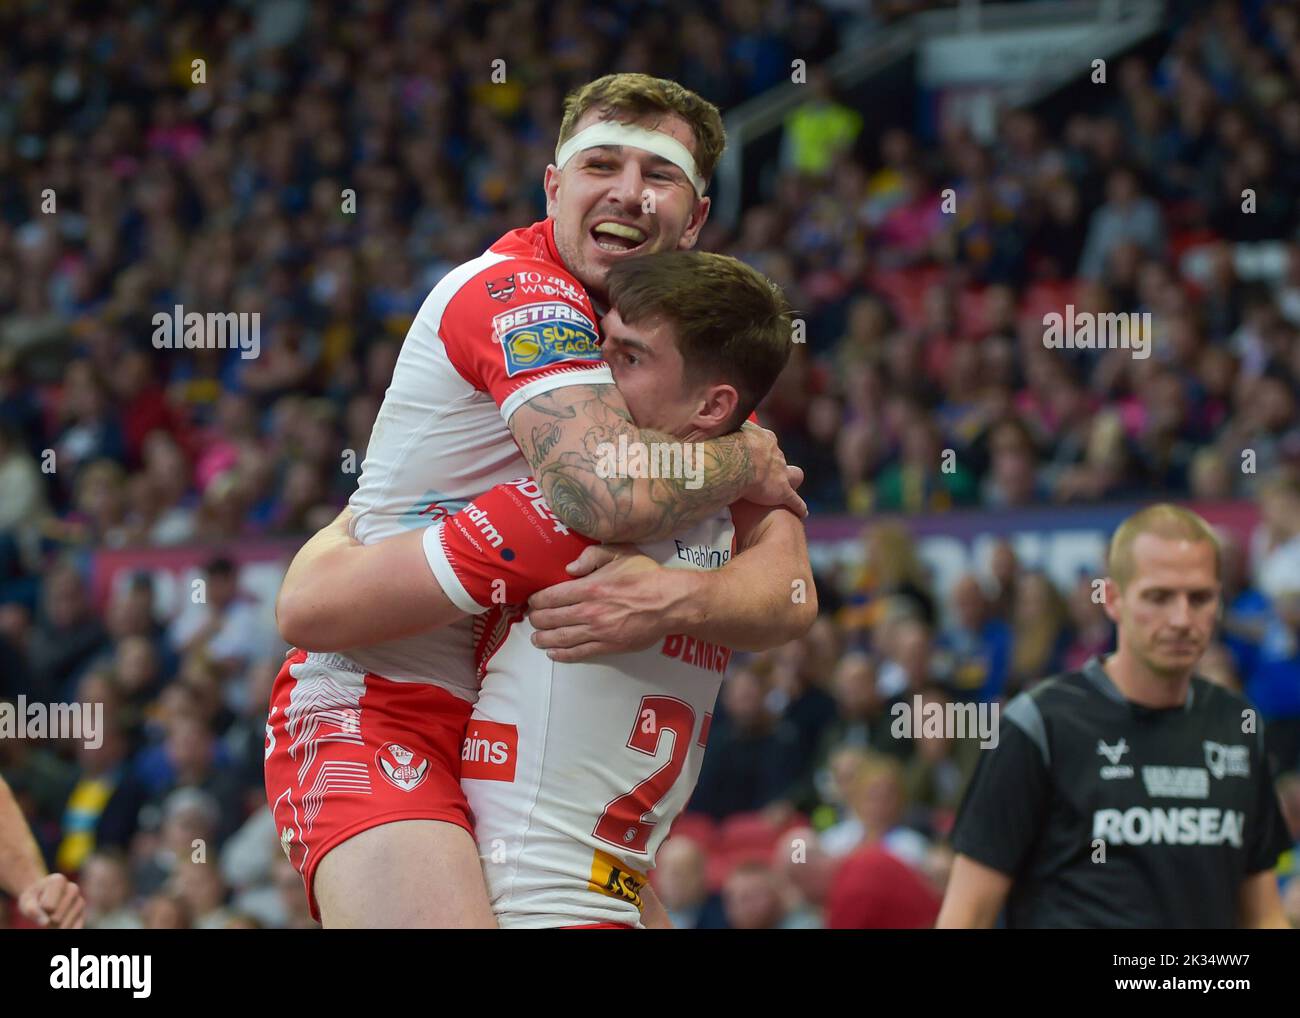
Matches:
[463,504,505,551]
[493,302,602,377]
[461,719,518,781]
[506,477,571,536]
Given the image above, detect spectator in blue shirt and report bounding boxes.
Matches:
[939,575,1011,703]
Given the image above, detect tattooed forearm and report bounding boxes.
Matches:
[532,421,562,462]
[510,383,759,543]
[521,386,631,425]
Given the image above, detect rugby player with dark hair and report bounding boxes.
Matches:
[271,249,811,927]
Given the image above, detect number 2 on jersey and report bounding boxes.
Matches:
[593,695,702,855]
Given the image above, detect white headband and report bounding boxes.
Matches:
[555,121,707,195]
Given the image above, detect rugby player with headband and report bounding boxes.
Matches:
[554,121,711,197]
[266,74,815,928]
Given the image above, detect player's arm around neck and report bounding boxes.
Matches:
[509,384,805,545]
[679,500,817,651]
[1237,871,1290,928]
[276,510,466,651]
[934,854,1012,928]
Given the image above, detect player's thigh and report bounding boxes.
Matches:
[265,655,488,927]
[315,818,496,929]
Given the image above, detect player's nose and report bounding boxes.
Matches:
[1168,595,1194,628]
[605,160,646,208]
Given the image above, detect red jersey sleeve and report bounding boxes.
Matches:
[439,260,614,423]
[421,477,598,613]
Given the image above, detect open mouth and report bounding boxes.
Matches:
[590,221,648,255]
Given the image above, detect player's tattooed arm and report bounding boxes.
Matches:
[510,383,805,544]
[276,510,467,651]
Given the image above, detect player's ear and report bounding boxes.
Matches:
[676,195,711,251]
[544,165,561,218]
[1100,577,1122,624]
[696,382,738,432]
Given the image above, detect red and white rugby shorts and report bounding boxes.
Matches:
[264,650,475,920]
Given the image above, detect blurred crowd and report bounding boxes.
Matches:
[2,0,1300,928]
[762,1,1300,518]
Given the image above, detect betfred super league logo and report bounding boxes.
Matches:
[376,742,430,792]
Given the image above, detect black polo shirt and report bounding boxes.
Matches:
[952,656,1291,928]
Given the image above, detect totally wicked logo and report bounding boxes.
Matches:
[486,274,516,303]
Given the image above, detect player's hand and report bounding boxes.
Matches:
[18,873,85,929]
[739,424,807,519]
[526,546,680,662]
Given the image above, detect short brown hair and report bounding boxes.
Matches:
[557,74,726,185]
[606,252,793,430]
[1107,503,1222,589]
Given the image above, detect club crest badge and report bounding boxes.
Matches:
[376,742,430,792]
[1203,740,1250,779]
[486,274,516,303]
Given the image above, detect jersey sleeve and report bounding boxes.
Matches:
[950,692,1052,877]
[422,477,598,614]
[440,261,614,423]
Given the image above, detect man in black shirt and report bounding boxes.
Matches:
[938,504,1291,928]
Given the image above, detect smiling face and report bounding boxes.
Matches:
[599,306,735,439]
[544,109,711,304]
[1104,533,1220,677]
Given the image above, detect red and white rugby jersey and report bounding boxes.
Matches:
[424,478,735,928]
[340,219,613,699]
